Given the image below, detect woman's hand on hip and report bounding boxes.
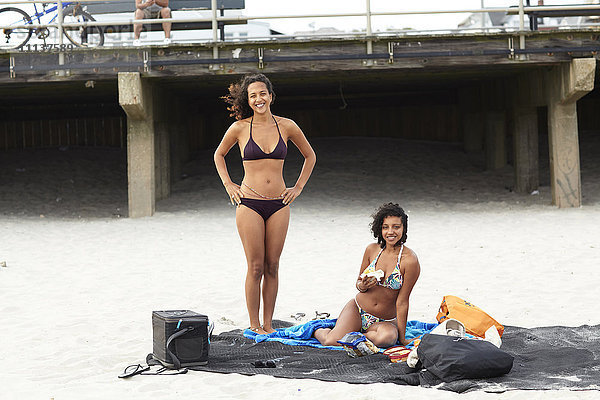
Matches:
[224,182,242,205]
[282,186,303,205]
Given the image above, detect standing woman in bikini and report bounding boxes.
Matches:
[214,74,316,334]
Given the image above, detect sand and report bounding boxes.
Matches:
[1,133,599,399]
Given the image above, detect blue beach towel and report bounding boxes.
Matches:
[244,319,340,350]
[405,320,439,348]
[243,319,438,350]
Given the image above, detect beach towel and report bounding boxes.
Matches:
[243,319,341,350]
[191,323,600,393]
[242,319,438,350]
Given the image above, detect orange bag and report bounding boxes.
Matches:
[436,295,504,338]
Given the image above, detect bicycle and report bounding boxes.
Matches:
[0,1,104,50]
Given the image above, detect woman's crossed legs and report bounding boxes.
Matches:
[314,299,399,347]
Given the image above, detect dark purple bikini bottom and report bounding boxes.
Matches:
[240,198,287,221]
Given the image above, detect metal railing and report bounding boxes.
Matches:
[2,0,600,51]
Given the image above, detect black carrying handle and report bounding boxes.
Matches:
[166,326,194,370]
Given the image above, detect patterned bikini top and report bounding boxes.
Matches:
[362,245,404,290]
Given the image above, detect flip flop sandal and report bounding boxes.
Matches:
[313,311,330,320]
[118,364,150,378]
[290,312,306,321]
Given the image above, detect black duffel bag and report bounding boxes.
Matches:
[417,333,513,383]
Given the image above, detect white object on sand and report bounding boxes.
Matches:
[406,348,420,368]
[484,325,502,348]
[430,318,466,337]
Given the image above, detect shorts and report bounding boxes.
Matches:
[139,7,162,19]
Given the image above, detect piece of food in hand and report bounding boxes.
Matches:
[360,269,384,282]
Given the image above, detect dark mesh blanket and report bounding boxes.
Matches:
[190,322,600,393]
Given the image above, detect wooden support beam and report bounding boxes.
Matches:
[485,111,506,170]
[513,107,539,193]
[155,121,170,201]
[458,86,484,154]
[515,69,547,107]
[463,112,484,153]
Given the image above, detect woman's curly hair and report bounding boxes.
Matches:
[221,74,276,120]
[370,202,408,248]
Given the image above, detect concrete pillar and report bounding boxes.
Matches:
[548,102,582,207]
[118,72,156,218]
[484,111,506,170]
[545,58,595,207]
[513,107,539,193]
[463,112,484,153]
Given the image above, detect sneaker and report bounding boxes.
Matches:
[133,39,141,46]
[163,37,172,45]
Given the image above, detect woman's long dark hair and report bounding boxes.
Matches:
[370,202,408,248]
[222,74,276,120]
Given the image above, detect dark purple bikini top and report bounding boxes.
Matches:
[242,116,287,161]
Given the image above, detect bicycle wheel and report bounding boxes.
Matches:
[0,7,33,50]
[63,10,104,48]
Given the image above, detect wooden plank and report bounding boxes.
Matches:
[513,107,539,193]
[4,31,593,82]
[69,119,76,146]
[485,111,506,170]
[0,121,6,151]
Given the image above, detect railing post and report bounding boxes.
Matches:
[518,0,526,60]
[480,0,485,29]
[9,55,16,79]
[57,0,65,76]
[365,0,373,66]
[211,0,218,59]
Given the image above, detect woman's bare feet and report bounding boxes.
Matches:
[261,325,276,334]
[249,326,269,335]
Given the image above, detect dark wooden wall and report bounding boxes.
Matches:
[2,90,599,153]
[0,116,125,150]
[186,102,461,156]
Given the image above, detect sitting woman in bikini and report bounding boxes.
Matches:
[314,203,420,347]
